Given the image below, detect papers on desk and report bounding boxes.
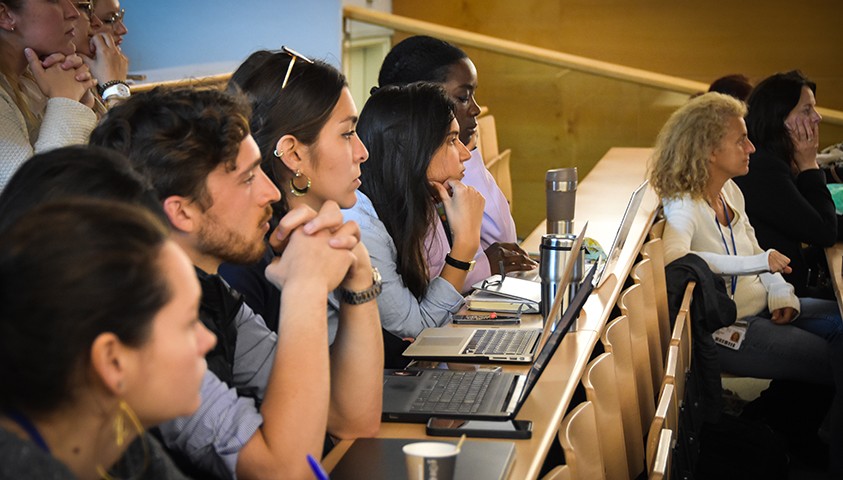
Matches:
[467,275,541,313]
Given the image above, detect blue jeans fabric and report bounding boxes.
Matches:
[717,297,841,384]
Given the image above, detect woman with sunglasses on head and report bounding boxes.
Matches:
[734,70,840,299]
[347,82,484,340]
[0,0,97,191]
[0,199,216,479]
[69,0,128,113]
[377,35,536,279]
[220,47,383,441]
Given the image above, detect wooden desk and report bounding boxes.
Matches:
[324,147,659,479]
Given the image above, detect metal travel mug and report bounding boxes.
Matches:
[539,234,585,325]
[546,167,578,235]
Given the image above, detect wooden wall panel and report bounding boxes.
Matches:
[392,0,843,235]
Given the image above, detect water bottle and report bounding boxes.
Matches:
[540,234,584,326]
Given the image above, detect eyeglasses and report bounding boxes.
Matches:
[101,8,125,25]
[75,1,94,18]
[280,45,314,90]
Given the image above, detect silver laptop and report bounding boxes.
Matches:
[593,180,648,286]
[401,224,587,363]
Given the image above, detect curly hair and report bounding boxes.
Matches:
[90,87,251,210]
[649,92,747,200]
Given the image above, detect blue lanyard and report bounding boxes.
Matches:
[713,196,738,297]
[5,409,50,453]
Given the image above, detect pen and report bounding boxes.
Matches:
[306,454,329,480]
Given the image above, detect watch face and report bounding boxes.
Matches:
[103,83,131,99]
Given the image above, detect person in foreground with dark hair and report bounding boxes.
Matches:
[376,35,535,280]
[0,199,216,479]
[91,86,378,479]
[734,70,840,299]
[351,82,484,339]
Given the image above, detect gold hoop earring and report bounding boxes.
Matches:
[290,169,311,197]
[96,400,148,480]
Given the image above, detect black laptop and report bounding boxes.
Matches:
[381,264,596,423]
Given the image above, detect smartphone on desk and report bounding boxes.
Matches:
[426,418,532,439]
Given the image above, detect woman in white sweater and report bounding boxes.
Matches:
[650,92,841,382]
[0,0,98,191]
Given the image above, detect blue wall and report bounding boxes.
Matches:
[121,0,342,81]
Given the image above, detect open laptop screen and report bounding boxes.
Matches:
[514,263,597,413]
[594,180,648,286]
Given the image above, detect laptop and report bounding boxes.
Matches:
[382,263,596,423]
[401,224,588,363]
[593,180,648,286]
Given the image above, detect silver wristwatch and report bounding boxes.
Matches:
[339,268,382,305]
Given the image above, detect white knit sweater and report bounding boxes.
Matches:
[1,75,97,192]
[662,179,800,320]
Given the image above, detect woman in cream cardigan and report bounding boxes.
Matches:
[0,0,97,190]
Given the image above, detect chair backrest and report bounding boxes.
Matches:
[582,353,630,480]
[663,344,686,406]
[484,149,513,208]
[601,315,645,479]
[650,428,674,480]
[648,217,666,241]
[558,401,607,480]
[631,258,667,386]
[618,284,657,427]
[640,238,671,357]
[477,113,500,159]
[670,310,690,374]
[646,383,677,474]
[542,465,572,480]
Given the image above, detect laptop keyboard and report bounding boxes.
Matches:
[463,329,540,356]
[409,371,495,414]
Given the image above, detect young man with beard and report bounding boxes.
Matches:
[90,87,383,480]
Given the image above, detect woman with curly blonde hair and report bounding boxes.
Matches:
[650,93,843,473]
[651,91,842,376]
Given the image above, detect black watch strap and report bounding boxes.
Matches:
[445,254,475,271]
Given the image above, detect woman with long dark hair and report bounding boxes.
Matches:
[376,35,536,278]
[351,82,484,339]
[734,70,840,298]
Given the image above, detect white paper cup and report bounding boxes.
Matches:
[402,441,459,480]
